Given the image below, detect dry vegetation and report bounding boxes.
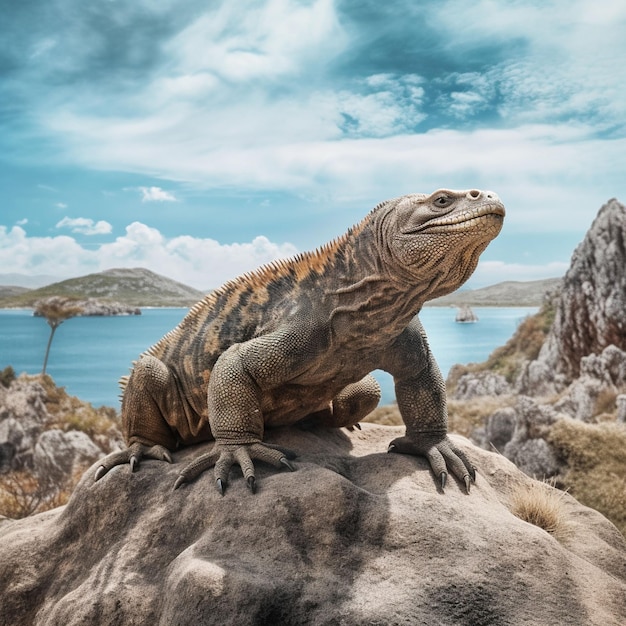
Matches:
[37,374,121,452]
[0,468,85,519]
[548,419,626,537]
[0,374,122,520]
[509,479,571,541]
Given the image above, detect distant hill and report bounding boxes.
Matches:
[426,277,562,307]
[0,268,206,308]
[0,269,562,309]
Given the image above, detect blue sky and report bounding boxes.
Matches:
[1,0,624,290]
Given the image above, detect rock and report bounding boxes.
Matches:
[1,425,625,625]
[473,396,566,479]
[0,374,122,490]
[455,304,478,323]
[472,406,517,452]
[521,198,626,390]
[617,395,626,423]
[452,371,512,400]
[33,430,102,486]
[0,378,51,470]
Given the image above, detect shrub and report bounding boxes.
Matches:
[0,365,16,388]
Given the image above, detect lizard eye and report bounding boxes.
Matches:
[433,194,454,209]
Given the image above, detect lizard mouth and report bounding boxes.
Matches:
[405,202,505,235]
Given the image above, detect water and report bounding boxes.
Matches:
[0,307,536,409]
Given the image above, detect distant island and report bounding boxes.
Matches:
[428,277,561,307]
[0,268,206,308]
[0,267,561,309]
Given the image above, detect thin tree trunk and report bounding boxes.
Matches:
[42,324,58,375]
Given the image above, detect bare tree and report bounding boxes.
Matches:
[34,297,84,374]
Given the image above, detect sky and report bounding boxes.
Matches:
[1,0,625,291]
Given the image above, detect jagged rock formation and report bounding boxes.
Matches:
[520,198,626,394]
[0,375,123,494]
[455,304,478,323]
[1,425,625,625]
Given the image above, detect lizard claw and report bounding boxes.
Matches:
[280,457,296,472]
[95,443,173,481]
[247,476,257,494]
[388,434,476,494]
[173,475,187,491]
[176,441,299,492]
[464,474,471,494]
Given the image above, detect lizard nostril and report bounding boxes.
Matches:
[468,190,481,199]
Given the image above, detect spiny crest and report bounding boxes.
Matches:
[126,198,391,366]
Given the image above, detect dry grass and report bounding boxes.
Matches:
[509,479,570,541]
[447,395,515,437]
[0,467,84,519]
[363,404,403,426]
[36,374,121,449]
[548,419,626,537]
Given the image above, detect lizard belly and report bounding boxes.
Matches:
[260,360,377,428]
[261,384,335,427]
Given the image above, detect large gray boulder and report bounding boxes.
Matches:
[1,425,625,625]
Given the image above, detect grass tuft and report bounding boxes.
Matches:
[509,480,570,541]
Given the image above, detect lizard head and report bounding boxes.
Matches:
[380,188,505,299]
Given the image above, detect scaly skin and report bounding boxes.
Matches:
[95,188,505,494]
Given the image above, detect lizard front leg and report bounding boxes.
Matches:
[174,332,308,494]
[381,317,476,493]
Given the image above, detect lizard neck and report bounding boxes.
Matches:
[314,211,430,342]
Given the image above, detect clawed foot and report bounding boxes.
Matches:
[94,442,172,481]
[173,441,297,495]
[388,434,476,494]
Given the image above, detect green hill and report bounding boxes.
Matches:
[0,268,206,308]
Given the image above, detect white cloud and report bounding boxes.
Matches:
[168,0,345,83]
[138,186,177,202]
[55,202,68,209]
[56,217,113,235]
[0,222,298,290]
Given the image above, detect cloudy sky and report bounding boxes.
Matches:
[1,0,624,290]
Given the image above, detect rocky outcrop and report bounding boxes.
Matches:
[520,198,626,393]
[453,371,512,400]
[1,425,625,626]
[0,375,123,494]
[33,296,141,316]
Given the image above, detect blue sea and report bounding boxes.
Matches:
[0,307,536,409]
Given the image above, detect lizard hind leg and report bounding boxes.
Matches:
[313,374,381,429]
[95,355,179,481]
